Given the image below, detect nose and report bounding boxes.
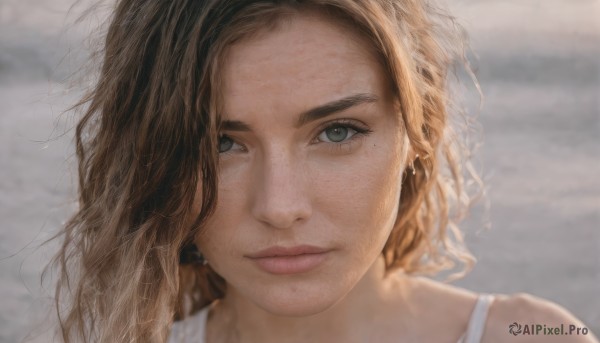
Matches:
[250,148,312,229]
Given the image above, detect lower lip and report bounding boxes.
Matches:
[250,252,330,275]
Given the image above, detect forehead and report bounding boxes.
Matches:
[219,12,388,119]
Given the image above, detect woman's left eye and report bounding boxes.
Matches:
[317,123,368,143]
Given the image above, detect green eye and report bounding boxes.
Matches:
[325,126,349,142]
[318,125,356,143]
[316,120,371,147]
[218,136,234,153]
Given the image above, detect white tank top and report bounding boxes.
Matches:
[457,294,495,343]
[169,294,495,343]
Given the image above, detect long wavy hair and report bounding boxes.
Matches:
[48,0,482,342]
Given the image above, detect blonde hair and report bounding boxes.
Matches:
[49,0,482,342]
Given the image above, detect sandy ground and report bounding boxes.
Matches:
[1,0,598,342]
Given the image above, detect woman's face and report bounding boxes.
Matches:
[194,13,408,315]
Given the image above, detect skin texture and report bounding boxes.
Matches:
[193,11,409,342]
[192,11,599,343]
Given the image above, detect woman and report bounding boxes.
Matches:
[50,0,598,342]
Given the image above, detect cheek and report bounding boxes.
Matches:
[192,177,246,270]
[310,138,404,253]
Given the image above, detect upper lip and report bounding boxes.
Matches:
[246,245,330,259]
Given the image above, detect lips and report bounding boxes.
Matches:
[246,245,331,274]
[246,245,331,259]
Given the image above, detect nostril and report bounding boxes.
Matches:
[250,189,311,229]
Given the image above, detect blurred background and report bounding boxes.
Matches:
[0,0,598,341]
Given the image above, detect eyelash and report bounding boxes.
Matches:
[314,119,372,152]
[218,119,372,155]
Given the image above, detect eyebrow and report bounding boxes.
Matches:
[220,93,379,132]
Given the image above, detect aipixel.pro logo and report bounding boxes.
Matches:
[509,322,522,336]
[508,322,590,336]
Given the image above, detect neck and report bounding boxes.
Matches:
[210,255,410,343]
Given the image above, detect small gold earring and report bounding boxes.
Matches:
[410,154,419,175]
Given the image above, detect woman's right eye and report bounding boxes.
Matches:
[218,135,244,154]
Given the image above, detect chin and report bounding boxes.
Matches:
[254,293,340,317]
[247,278,348,317]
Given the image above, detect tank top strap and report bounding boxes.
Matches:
[196,305,210,343]
[458,293,496,343]
[168,305,210,343]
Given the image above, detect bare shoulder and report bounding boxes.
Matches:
[393,276,479,342]
[390,277,598,343]
[483,293,598,343]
